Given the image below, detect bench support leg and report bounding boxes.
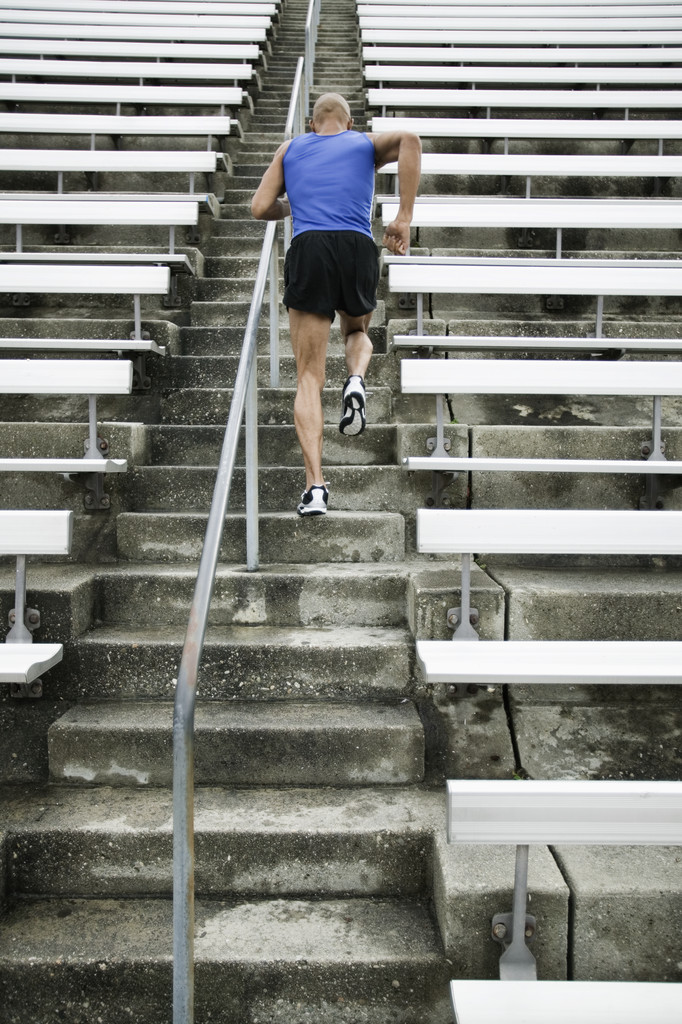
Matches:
[640,395,666,511]
[447,553,479,641]
[492,843,537,981]
[7,555,43,699]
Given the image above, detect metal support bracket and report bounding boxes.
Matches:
[545,295,564,311]
[447,553,480,641]
[6,555,43,698]
[639,394,667,510]
[163,272,182,309]
[492,844,538,980]
[82,470,111,512]
[131,353,151,390]
[54,226,71,245]
[11,293,30,306]
[185,225,201,246]
[516,227,537,249]
[399,292,417,311]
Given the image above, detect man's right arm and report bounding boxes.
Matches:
[251,141,292,220]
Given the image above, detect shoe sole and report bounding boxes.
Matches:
[339,394,366,436]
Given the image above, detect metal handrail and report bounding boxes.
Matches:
[172,42,313,1024]
[304,0,320,117]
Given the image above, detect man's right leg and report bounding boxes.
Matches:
[289,307,332,494]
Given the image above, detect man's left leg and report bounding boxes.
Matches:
[339,310,373,436]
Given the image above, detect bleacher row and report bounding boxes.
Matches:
[0,1,275,686]
[360,0,682,1020]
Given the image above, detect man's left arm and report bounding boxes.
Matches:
[370,130,422,255]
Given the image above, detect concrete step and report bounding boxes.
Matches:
[159,351,397,389]
[159,384,395,425]
[84,559,425,629]
[127,463,467,516]
[147,422,401,464]
[5,785,438,895]
[0,895,449,1024]
[117,510,407,563]
[48,702,426,787]
[50,623,414,700]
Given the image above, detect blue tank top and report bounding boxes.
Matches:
[282,130,376,239]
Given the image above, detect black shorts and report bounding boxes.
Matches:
[283,230,380,323]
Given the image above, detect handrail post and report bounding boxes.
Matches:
[245,351,259,572]
[269,228,280,387]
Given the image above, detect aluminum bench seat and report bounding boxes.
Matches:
[369,116,682,148]
[0,0,278,11]
[362,44,682,63]
[368,87,682,113]
[390,333,682,355]
[0,22,268,42]
[0,509,73,693]
[0,82,247,109]
[358,2,682,16]
[0,57,254,82]
[0,112,238,142]
[365,64,682,85]
[361,28,682,43]
[0,39,262,61]
[449,980,682,1024]
[444,778,682,986]
[0,10,273,27]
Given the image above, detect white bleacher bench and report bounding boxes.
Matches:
[416,507,682,645]
[0,262,169,340]
[367,88,682,117]
[0,82,250,115]
[450,980,682,1024]
[364,64,682,86]
[369,116,682,154]
[0,198,201,253]
[360,15,682,30]
[362,44,682,64]
[0,113,239,145]
[1,509,72,695]
[361,0,682,6]
[0,10,273,28]
[385,255,682,336]
[401,355,682,508]
[0,39,263,63]
[377,154,682,199]
[0,22,269,43]
[361,28,682,43]
[379,197,682,257]
[358,3,682,16]
[446,779,682,987]
[391,333,682,356]
[0,57,255,84]
[0,359,132,508]
[0,335,165,389]
[0,1,278,11]
[0,149,226,198]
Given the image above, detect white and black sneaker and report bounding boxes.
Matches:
[297,483,329,517]
[339,374,366,436]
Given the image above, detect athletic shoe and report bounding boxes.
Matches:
[297,483,329,517]
[339,374,366,436]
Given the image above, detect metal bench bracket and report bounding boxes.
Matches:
[640,394,667,510]
[6,554,43,698]
[492,843,538,981]
[447,552,480,642]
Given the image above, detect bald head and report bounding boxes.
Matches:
[310,92,353,133]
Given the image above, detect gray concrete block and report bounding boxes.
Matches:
[432,832,569,980]
[554,845,682,981]
[407,563,506,641]
[48,700,425,787]
[116,510,406,563]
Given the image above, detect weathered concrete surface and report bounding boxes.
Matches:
[48,701,425,786]
[420,688,516,782]
[408,562,506,641]
[2,785,441,899]
[50,624,415,701]
[511,701,682,782]
[492,566,682,641]
[432,832,569,980]
[553,845,682,981]
[470,425,682,511]
[116,510,407,563]
[0,895,449,1024]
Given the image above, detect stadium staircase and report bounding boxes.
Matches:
[0,0,680,1021]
